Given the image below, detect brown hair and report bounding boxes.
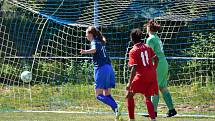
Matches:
[144,19,161,32]
[130,28,143,44]
[87,26,106,43]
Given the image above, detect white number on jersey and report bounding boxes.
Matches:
[141,51,149,67]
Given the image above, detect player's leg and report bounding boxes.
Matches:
[158,61,177,117]
[106,64,123,121]
[151,78,159,117]
[94,64,117,111]
[96,88,117,111]
[160,87,177,117]
[143,71,159,118]
[151,77,159,117]
[150,95,159,117]
[104,89,122,121]
[103,88,118,112]
[103,65,117,104]
[150,60,168,114]
[145,96,156,120]
[126,92,135,120]
[104,88,115,101]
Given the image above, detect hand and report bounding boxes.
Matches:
[80,49,85,54]
[126,91,134,98]
[125,82,134,98]
[126,82,131,91]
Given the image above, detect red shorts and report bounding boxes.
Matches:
[130,70,158,97]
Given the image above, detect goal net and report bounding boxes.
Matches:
[0,0,214,117]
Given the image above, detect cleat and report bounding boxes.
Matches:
[166,109,177,117]
[155,112,157,117]
[115,102,123,121]
[142,114,150,117]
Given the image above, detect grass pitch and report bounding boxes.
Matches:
[1,112,215,121]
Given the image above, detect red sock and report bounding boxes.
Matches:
[127,97,135,119]
[145,98,155,119]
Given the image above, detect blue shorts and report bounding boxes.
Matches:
[94,64,115,89]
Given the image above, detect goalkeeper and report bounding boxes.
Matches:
[144,19,177,117]
[80,26,121,121]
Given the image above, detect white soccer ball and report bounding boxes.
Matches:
[20,71,32,82]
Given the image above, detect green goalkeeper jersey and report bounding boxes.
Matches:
[146,33,169,88]
[146,34,166,60]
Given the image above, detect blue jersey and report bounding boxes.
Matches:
[91,38,111,67]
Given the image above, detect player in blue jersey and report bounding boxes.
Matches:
[80,26,121,121]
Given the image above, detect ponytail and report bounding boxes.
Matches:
[144,19,161,32]
[96,29,106,43]
[87,26,106,44]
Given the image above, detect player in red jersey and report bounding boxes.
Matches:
[126,28,159,121]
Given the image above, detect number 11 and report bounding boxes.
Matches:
[141,51,149,67]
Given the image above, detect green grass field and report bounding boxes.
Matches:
[1,112,215,121]
[0,83,214,121]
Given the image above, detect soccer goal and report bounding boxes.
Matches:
[0,0,214,118]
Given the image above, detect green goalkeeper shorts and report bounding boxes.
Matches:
[156,59,169,89]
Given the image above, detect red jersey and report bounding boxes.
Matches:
[128,42,156,75]
[128,42,158,96]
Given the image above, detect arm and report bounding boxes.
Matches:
[149,46,159,69]
[80,40,97,54]
[126,65,136,90]
[153,55,159,69]
[80,48,96,54]
[126,49,137,98]
[126,65,136,98]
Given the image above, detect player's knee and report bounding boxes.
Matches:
[126,92,134,99]
[103,89,111,96]
[160,87,168,93]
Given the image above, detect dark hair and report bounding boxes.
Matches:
[87,26,106,43]
[144,19,161,32]
[130,28,143,44]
